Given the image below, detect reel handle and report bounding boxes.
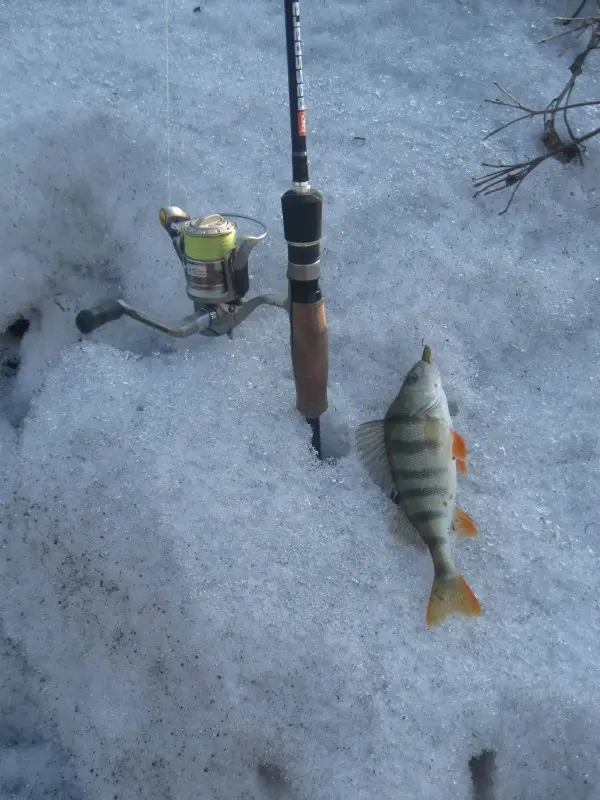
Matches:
[76,300,124,334]
[290,298,328,419]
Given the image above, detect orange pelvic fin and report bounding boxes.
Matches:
[453,507,478,537]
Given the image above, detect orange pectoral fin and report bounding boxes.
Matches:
[453,507,478,537]
[451,430,467,461]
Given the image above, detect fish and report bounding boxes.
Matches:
[356,345,481,628]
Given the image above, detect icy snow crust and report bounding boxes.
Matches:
[1,0,600,798]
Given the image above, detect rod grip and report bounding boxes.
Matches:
[75,301,124,334]
[290,298,328,418]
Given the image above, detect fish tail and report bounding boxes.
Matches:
[426,573,481,628]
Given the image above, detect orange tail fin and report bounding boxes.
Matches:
[426,574,481,628]
[453,507,478,537]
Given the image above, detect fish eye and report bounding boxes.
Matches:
[409,373,419,383]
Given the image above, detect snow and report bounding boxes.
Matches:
[1,0,600,797]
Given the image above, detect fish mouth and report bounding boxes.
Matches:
[422,345,432,364]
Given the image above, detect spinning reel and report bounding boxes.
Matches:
[75,208,287,339]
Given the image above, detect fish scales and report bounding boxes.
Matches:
[385,411,455,552]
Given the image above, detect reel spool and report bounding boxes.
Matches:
[160,209,267,306]
[181,213,240,303]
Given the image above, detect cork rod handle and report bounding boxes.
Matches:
[290,298,329,419]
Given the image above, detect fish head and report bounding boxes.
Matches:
[396,346,445,416]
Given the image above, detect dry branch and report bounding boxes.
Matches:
[474,1,600,213]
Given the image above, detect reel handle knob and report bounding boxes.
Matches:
[76,300,124,334]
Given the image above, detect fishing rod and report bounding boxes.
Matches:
[73,0,328,458]
[281,0,328,456]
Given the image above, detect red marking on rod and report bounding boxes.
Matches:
[297,111,306,136]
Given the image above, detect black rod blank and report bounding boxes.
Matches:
[284,0,310,185]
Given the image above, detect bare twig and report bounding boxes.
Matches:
[540,14,597,43]
[475,2,600,213]
[541,118,580,163]
[482,82,600,140]
[473,156,547,215]
[543,18,600,160]
[560,1,591,25]
[473,124,600,214]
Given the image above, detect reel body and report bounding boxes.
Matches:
[75,209,287,339]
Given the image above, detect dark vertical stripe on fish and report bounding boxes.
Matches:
[407,510,447,525]
[401,486,447,498]
[387,439,438,455]
[393,467,448,480]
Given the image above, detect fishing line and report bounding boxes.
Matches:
[164,0,172,205]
